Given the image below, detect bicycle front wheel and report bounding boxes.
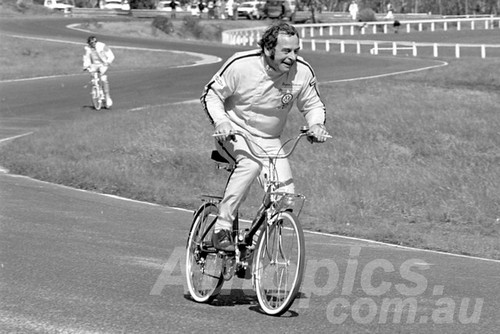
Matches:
[253,211,305,316]
[185,203,224,303]
[91,86,102,110]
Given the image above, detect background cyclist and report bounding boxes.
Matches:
[83,36,115,108]
[201,22,330,251]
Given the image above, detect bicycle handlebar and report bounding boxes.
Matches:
[230,127,311,160]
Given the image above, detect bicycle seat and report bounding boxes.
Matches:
[211,150,230,164]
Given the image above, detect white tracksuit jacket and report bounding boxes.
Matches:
[83,41,115,68]
[201,48,326,138]
[200,49,327,230]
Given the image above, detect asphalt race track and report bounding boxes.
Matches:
[1,17,499,334]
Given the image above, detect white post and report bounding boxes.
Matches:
[457,21,461,31]
[310,27,314,37]
[350,25,355,35]
[383,24,387,34]
[340,41,345,53]
[412,42,417,56]
[329,26,333,35]
[373,42,378,55]
[356,41,361,54]
[444,22,448,31]
[419,23,423,31]
[431,22,435,31]
[471,20,475,30]
[340,26,344,35]
[481,45,486,58]
[326,41,330,52]
[406,23,410,33]
[311,39,316,51]
[320,27,324,36]
[392,42,397,56]
[455,44,460,58]
[433,43,438,57]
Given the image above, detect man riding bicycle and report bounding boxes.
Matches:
[201,22,330,251]
[83,36,115,108]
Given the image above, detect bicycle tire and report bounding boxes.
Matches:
[91,86,102,110]
[253,211,305,316]
[185,202,224,303]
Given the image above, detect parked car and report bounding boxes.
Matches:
[290,9,312,23]
[262,0,295,20]
[99,0,130,10]
[157,0,182,11]
[237,1,265,20]
[190,3,200,16]
[43,0,74,14]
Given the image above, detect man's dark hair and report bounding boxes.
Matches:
[258,22,299,52]
[87,35,97,45]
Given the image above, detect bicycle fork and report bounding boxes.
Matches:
[92,77,104,100]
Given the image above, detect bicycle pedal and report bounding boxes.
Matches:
[221,256,236,281]
[235,266,252,279]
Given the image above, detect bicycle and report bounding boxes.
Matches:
[86,70,106,110]
[186,126,316,316]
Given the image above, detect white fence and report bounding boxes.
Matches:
[72,8,192,18]
[222,16,500,59]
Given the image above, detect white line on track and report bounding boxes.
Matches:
[0,131,33,144]
[321,60,448,84]
[2,169,499,264]
[0,34,221,83]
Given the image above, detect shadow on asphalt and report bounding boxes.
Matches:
[184,289,303,317]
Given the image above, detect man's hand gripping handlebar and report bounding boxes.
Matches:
[213,123,331,145]
[212,126,331,159]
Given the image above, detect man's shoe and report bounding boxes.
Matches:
[212,229,235,252]
[105,96,113,108]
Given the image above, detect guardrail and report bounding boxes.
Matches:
[72,8,130,17]
[301,39,500,58]
[221,16,500,59]
[72,8,192,18]
[297,16,500,38]
[222,16,500,42]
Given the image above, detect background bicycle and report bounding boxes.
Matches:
[86,70,107,110]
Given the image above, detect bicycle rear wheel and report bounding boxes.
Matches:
[91,86,102,110]
[185,202,224,302]
[253,211,305,316]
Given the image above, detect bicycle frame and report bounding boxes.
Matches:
[201,128,310,270]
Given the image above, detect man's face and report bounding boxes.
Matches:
[265,33,300,74]
[88,40,97,49]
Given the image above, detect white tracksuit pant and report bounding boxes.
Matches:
[214,133,294,231]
